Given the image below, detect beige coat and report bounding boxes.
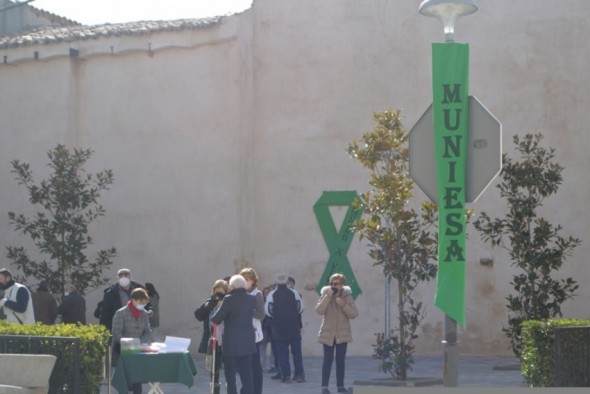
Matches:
[315,285,358,346]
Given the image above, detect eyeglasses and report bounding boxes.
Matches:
[330,282,342,286]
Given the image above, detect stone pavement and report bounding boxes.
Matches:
[101,354,525,393]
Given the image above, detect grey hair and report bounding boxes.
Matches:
[229,274,247,290]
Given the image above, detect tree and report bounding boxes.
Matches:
[473,133,581,357]
[6,144,117,299]
[347,109,438,379]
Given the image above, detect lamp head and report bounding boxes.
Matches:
[419,0,478,42]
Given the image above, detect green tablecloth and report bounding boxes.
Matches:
[111,352,197,393]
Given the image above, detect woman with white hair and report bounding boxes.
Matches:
[211,274,257,394]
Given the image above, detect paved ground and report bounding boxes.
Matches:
[100,354,525,393]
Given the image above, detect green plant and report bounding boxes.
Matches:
[0,321,110,393]
[6,144,117,299]
[520,319,590,387]
[348,109,438,379]
[474,134,581,358]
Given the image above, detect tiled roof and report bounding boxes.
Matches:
[0,17,221,49]
[28,4,82,27]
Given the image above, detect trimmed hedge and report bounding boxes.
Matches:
[521,319,590,387]
[0,321,109,393]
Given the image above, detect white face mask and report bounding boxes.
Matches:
[118,277,131,288]
[64,292,70,296]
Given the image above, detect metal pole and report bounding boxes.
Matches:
[384,277,390,336]
[442,315,458,386]
[107,335,113,394]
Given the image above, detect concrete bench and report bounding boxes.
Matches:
[0,354,57,394]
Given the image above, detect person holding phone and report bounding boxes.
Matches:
[315,273,358,394]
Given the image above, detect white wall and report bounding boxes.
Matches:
[0,0,588,356]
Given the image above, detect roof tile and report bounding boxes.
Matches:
[0,17,221,49]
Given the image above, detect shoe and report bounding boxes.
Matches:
[322,388,331,394]
[337,387,348,393]
[271,373,282,380]
[268,366,279,373]
[282,378,292,383]
[293,375,306,383]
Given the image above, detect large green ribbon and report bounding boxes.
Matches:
[432,42,469,326]
[313,191,363,299]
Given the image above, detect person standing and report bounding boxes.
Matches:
[315,273,358,394]
[99,268,145,331]
[211,275,256,394]
[195,279,228,354]
[0,268,35,324]
[31,281,58,325]
[58,284,86,324]
[239,267,265,394]
[265,273,305,383]
[0,288,6,320]
[195,279,228,394]
[145,283,160,339]
[260,286,276,372]
[111,287,152,394]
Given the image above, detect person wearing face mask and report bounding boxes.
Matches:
[0,268,35,325]
[195,279,228,354]
[239,267,266,394]
[195,279,228,394]
[111,287,153,394]
[315,273,358,394]
[99,268,147,332]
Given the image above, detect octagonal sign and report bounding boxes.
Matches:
[409,96,502,203]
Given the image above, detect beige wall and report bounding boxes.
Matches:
[0,0,589,357]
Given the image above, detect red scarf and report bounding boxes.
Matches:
[127,300,142,321]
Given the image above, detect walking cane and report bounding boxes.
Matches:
[210,323,220,394]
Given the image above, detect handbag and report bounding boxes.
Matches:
[205,353,213,372]
[253,318,263,343]
[206,336,214,355]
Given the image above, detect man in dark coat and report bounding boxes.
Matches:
[58,284,86,324]
[264,273,305,383]
[99,268,145,331]
[211,275,257,394]
[31,281,58,325]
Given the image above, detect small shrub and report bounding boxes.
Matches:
[521,319,590,387]
[0,321,109,393]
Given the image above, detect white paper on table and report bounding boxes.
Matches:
[159,336,191,353]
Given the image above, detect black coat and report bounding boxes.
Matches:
[211,288,256,357]
[58,290,86,324]
[265,284,303,341]
[98,281,145,331]
[194,295,218,354]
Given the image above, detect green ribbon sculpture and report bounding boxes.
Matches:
[314,191,364,300]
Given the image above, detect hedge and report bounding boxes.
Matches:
[521,319,590,387]
[0,321,110,393]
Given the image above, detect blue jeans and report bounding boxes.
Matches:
[322,341,348,387]
[276,338,304,379]
[223,354,254,394]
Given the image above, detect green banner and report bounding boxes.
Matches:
[313,191,363,299]
[432,43,469,326]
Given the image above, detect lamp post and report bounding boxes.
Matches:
[418,0,478,387]
[419,0,478,42]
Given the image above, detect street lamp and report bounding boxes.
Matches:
[418,0,478,42]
